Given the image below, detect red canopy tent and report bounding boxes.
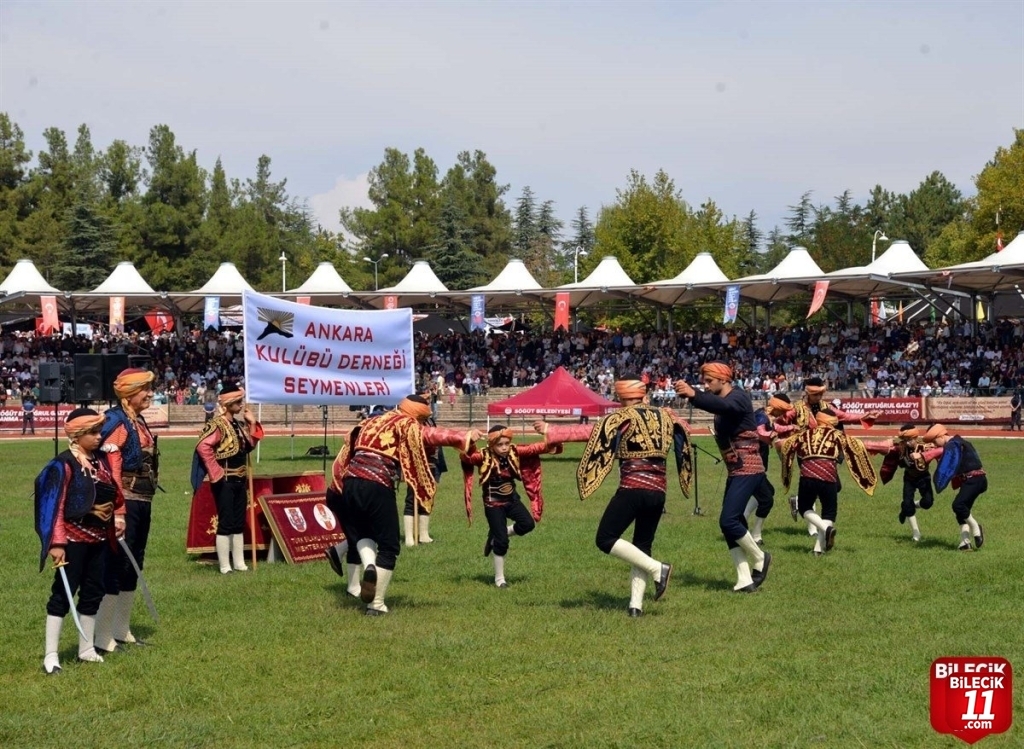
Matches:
[487,367,619,417]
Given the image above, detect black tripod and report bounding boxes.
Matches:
[320,405,329,473]
[690,442,721,516]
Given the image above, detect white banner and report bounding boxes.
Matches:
[242,289,414,405]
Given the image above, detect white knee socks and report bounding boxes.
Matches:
[216,535,232,574]
[609,539,660,579]
[730,547,754,590]
[231,534,248,571]
[493,554,506,587]
[629,566,646,610]
[78,614,103,662]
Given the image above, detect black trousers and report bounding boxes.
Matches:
[335,477,400,571]
[752,474,775,519]
[326,486,361,565]
[484,498,535,556]
[952,475,987,524]
[213,479,248,535]
[798,477,838,523]
[596,488,664,556]
[105,499,152,593]
[901,474,934,517]
[720,474,765,547]
[47,541,108,617]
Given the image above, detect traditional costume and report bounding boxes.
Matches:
[402,402,448,546]
[679,363,770,592]
[864,424,933,542]
[460,426,562,588]
[546,377,691,614]
[777,410,877,555]
[94,368,157,651]
[325,396,473,615]
[35,409,123,673]
[919,424,987,551]
[191,384,265,573]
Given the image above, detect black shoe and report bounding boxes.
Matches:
[360,565,377,603]
[958,543,973,552]
[734,583,758,593]
[364,608,387,617]
[755,538,765,547]
[116,638,149,647]
[42,663,62,675]
[898,511,906,525]
[95,643,124,656]
[654,563,672,601]
[752,552,771,587]
[825,526,837,552]
[496,581,508,589]
[812,551,824,557]
[627,607,643,617]
[324,546,345,578]
[974,525,984,549]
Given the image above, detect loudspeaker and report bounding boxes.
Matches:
[106,354,129,384]
[39,362,62,403]
[60,364,75,403]
[74,355,105,402]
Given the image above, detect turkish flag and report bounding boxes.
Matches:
[806,281,829,319]
[145,309,175,334]
[296,296,311,305]
[40,295,59,334]
[554,292,570,331]
[383,295,398,310]
[996,231,1004,252]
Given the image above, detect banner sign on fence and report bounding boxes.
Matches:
[924,396,1012,424]
[242,289,414,406]
[0,404,169,430]
[828,398,923,424]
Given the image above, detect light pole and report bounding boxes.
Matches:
[871,230,888,264]
[363,253,389,291]
[574,246,588,284]
[279,252,287,292]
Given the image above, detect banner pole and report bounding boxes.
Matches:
[247,452,257,570]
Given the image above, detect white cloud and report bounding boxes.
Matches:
[309,173,373,236]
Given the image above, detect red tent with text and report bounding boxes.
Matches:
[487,366,619,417]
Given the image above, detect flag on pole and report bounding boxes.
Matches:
[976,299,986,321]
[806,281,829,319]
[204,296,220,331]
[723,285,740,324]
[554,292,570,331]
[41,295,59,334]
[870,298,880,326]
[145,309,174,334]
[109,296,125,334]
[383,295,398,310]
[470,294,486,332]
[897,301,904,324]
[997,231,1004,252]
[296,296,311,306]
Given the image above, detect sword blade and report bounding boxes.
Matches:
[57,566,88,640]
[117,537,159,623]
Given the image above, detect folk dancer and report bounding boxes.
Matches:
[35,408,125,673]
[761,392,805,524]
[916,424,987,551]
[460,424,562,588]
[863,424,933,542]
[324,395,477,615]
[190,384,265,574]
[776,409,878,555]
[403,388,448,546]
[545,374,691,615]
[94,368,158,652]
[675,362,771,593]
[746,404,777,546]
[792,377,879,535]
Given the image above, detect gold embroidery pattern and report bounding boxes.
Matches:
[198,415,242,460]
[478,448,521,486]
[778,426,877,495]
[342,410,437,511]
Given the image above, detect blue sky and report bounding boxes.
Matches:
[2,0,1022,246]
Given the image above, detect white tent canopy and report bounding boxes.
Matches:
[170,262,255,313]
[818,240,935,298]
[361,260,452,309]
[71,261,167,313]
[639,252,731,307]
[289,262,354,294]
[719,246,826,303]
[892,231,1024,294]
[548,256,637,307]
[0,258,61,295]
[448,258,544,308]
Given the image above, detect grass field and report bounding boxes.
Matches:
[1,434,1021,748]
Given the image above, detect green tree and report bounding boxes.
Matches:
[512,185,537,256]
[52,195,115,290]
[0,114,33,269]
[440,150,512,276]
[429,194,483,289]
[785,191,814,245]
[898,171,964,257]
[972,128,1024,256]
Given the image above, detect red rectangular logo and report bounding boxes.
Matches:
[931,657,1013,744]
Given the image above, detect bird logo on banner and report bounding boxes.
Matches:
[256,306,295,340]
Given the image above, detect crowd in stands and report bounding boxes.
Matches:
[2,317,1023,408]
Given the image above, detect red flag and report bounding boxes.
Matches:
[145,309,174,334]
[554,292,570,331]
[296,296,311,305]
[383,295,398,310]
[40,295,59,334]
[806,281,829,319]
[996,231,1004,252]
[870,298,880,326]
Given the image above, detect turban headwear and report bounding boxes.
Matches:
[64,408,104,439]
[113,368,156,399]
[700,362,733,381]
[398,395,432,421]
[487,427,514,446]
[923,424,948,443]
[767,394,791,415]
[815,410,839,427]
[218,384,245,406]
[899,425,920,439]
[614,379,647,400]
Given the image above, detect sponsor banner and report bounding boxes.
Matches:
[931,656,1012,744]
[258,491,345,564]
[109,296,125,334]
[826,398,923,424]
[723,284,740,324]
[925,396,1012,424]
[502,405,617,417]
[0,404,168,430]
[470,294,486,332]
[242,289,414,406]
[204,296,220,331]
